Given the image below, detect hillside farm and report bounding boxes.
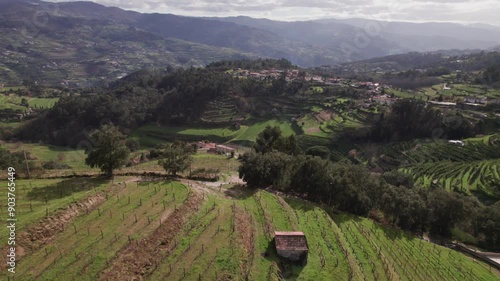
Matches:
[0,177,498,280]
[376,135,500,197]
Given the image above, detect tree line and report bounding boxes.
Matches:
[239,126,500,251]
[206,58,294,71]
[342,99,477,142]
[14,64,337,147]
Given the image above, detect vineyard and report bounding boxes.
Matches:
[1,177,498,280]
[377,135,500,197]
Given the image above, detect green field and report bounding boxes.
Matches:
[0,121,21,128]
[132,120,298,147]
[28,97,59,108]
[1,178,498,280]
[0,94,59,111]
[3,143,92,171]
[0,95,25,111]
[1,141,245,179]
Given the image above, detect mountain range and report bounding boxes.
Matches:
[1,0,500,85]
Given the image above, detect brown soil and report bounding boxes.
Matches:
[0,193,107,269]
[315,110,334,123]
[22,195,105,246]
[234,205,254,278]
[99,190,204,281]
[0,178,139,271]
[305,127,321,134]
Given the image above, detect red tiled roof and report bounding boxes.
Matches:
[216,145,234,151]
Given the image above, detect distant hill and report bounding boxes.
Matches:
[0,0,254,86]
[335,50,500,74]
[317,18,500,51]
[2,0,500,85]
[217,16,500,55]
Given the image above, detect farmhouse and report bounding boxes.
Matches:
[372,94,395,105]
[429,101,457,107]
[274,231,308,263]
[196,141,216,151]
[448,140,465,146]
[464,96,487,104]
[208,144,235,155]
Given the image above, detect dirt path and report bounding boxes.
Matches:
[234,205,255,279]
[99,189,204,280]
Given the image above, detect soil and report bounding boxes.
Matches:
[234,205,254,278]
[305,127,321,134]
[0,193,107,269]
[99,189,204,280]
[0,179,138,270]
[315,110,334,123]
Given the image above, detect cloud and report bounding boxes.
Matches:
[45,0,500,25]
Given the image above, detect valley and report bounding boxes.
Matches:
[1,1,500,280]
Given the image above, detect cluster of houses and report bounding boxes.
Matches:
[463,96,500,106]
[430,96,500,109]
[232,68,344,84]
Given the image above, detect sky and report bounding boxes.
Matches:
[47,0,500,26]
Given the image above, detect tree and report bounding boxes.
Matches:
[158,145,193,176]
[125,138,140,152]
[0,146,24,170]
[85,125,130,177]
[305,146,331,160]
[254,126,282,154]
[238,151,293,188]
[428,189,466,236]
[254,126,302,155]
[20,98,29,107]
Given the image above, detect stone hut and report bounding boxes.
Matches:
[274,231,308,263]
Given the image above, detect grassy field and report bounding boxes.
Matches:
[1,141,244,180]
[1,178,498,280]
[132,120,298,147]
[385,81,500,102]
[131,124,247,147]
[232,120,297,142]
[0,94,58,111]
[28,97,59,108]
[3,142,91,171]
[0,121,21,128]
[0,95,25,111]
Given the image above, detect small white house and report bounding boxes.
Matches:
[464,96,487,104]
[448,140,465,146]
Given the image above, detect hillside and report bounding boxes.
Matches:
[214,16,500,60]
[3,0,500,86]
[0,0,254,86]
[0,176,498,280]
[318,18,500,51]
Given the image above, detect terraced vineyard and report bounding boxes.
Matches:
[377,135,500,197]
[1,177,498,280]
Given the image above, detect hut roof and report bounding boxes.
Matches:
[274,231,308,251]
